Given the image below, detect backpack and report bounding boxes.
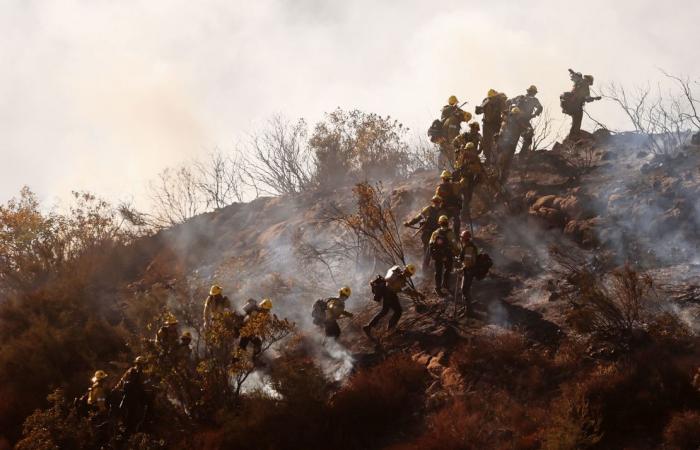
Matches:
[428,119,446,143]
[311,299,329,326]
[370,275,386,302]
[473,253,493,280]
[559,91,576,115]
[429,229,450,259]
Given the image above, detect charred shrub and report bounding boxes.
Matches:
[452,332,562,399]
[391,392,543,450]
[328,355,428,449]
[663,410,700,450]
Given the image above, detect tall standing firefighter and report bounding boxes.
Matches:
[312,287,354,339]
[561,69,600,139]
[203,284,232,329]
[429,95,472,168]
[430,215,460,296]
[363,264,417,338]
[457,230,492,315]
[475,89,508,165]
[507,85,543,156]
[404,195,445,271]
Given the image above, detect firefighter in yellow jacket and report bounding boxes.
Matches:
[324,286,354,339]
[239,298,273,356]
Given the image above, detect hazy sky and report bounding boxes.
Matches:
[1,0,698,206]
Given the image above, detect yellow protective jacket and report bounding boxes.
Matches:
[436,180,466,209]
[460,241,479,269]
[429,226,460,257]
[325,297,352,321]
[87,381,108,411]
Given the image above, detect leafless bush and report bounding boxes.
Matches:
[532,107,564,151]
[327,182,408,269]
[406,135,440,172]
[149,166,207,227]
[148,150,247,227]
[193,151,244,209]
[556,140,596,178]
[552,247,657,339]
[244,116,314,196]
[601,71,700,154]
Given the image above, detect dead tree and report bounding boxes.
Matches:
[244,115,314,196]
[193,150,244,209]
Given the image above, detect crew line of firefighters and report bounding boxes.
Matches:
[80,67,599,425]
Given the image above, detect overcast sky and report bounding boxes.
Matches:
[1,0,698,207]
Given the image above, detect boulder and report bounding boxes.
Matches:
[440,367,465,393]
[412,352,432,367]
[531,195,557,210]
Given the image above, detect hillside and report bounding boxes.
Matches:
[6,132,700,449]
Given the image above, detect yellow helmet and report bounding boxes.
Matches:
[339,286,352,298]
[438,215,450,226]
[431,195,443,204]
[134,356,146,365]
[181,331,192,341]
[259,298,273,310]
[165,317,179,326]
[465,142,476,151]
[448,95,458,105]
[405,264,417,276]
[584,74,594,84]
[440,170,451,180]
[209,284,222,296]
[527,85,538,94]
[511,106,521,115]
[92,370,108,382]
[487,89,497,97]
[462,111,472,122]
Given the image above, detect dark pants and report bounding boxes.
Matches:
[498,140,518,183]
[421,231,434,271]
[434,256,453,291]
[367,288,402,330]
[482,121,499,165]
[445,206,461,236]
[520,124,534,154]
[239,336,262,354]
[324,320,341,338]
[569,107,583,139]
[460,177,477,224]
[461,269,474,304]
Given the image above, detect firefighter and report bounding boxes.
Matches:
[454,142,482,225]
[496,106,529,183]
[86,370,110,414]
[203,284,232,329]
[115,356,149,433]
[404,195,445,270]
[239,298,273,356]
[459,230,479,315]
[155,317,179,355]
[508,85,543,155]
[435,170,465,235]
[441,96,473,167]
[562,69,600,139]
[429,215,460,296]
[177,331,192,361]
[476,89,508,165]
[363,264,417,337]
[453,122,482,156]
[323,286,354,339]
